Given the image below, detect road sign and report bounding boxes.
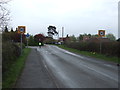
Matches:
[98,30,105,37]
[26,33,29,48]
[18,26,26,34]
[26,33,30,37]
[18,26,26,55]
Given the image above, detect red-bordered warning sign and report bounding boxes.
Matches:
[18,26,26,34]
[98,30,105,37]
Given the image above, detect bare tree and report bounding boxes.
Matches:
[0,0,11,32]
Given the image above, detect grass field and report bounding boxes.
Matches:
[57,45,119,64]
[3,48,31,88]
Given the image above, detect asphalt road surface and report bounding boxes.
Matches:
[37,45,118,88]
[15,48,57,88]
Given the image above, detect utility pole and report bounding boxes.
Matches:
[58,30,59,40]
[62,27,64,38]
[62,27,64,43]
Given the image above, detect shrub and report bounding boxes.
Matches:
[2,41,21,76]
[101,42,118,57]
[65,41,118,57]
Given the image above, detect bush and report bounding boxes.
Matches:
[2,31,27,81]
[16,43,26,49]
[65,41,118,57]
[2,41,21,76]
[101,42,118,57]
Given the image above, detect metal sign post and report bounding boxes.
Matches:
[100,41,102,54]
[26,33,29,48]
[27,39,28,48]
[18,26,26,55]
[21,33,23,55]
[98,30,105,54]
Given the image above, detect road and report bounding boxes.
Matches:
[37,45,118,88]
[15,48,56,88]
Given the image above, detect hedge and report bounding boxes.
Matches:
[2,41,22,77]
[65,41,119,57]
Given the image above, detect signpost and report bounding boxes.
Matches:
[18,26,26,34]
[26,33,30,48]
[98,30,105,54]
[18,26,26,55]
[98,30,105,37]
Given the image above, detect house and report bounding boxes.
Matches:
[58,35,70,43]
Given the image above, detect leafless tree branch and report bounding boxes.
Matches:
[0,0,11,32]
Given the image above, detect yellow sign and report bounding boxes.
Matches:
[98,30,105,37]
[18,26,26,34]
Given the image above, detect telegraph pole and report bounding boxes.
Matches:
[58,30,59,40]
[62,27,64,43]
[62,27,64,38]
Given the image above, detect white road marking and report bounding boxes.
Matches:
[52,46,85,59]
[103,64,114,68]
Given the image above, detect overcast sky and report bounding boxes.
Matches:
[9,0,119,38]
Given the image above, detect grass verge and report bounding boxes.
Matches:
[3,48,31,88]
[57,45,119,63]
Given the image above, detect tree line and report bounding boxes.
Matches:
[62,33,119,58]
[68,33,116,42]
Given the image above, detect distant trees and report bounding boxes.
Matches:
[27,33,46,46]
[77,34,83,41]
[4,25,8,32]
[61,33,118,58]
[106,33,116,41]
[75,33,116,41]
[10,27,13,32]
[28,35,36,46]
[47,26,58,38]
[77,33,92,41]
[34,34,45,45]
[2,28,26,43]
[69,35,77,42]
